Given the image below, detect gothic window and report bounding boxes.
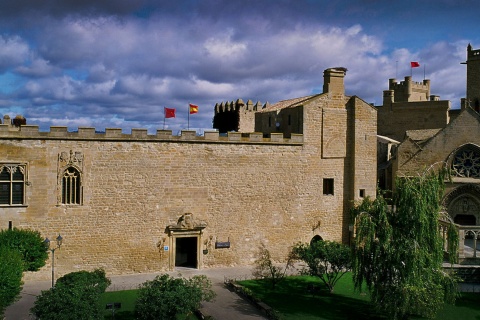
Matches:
[0,164,26,205]
[452,146,480,178]
[62,167,81,204]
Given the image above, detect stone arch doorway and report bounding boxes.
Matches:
[166,213,207,270]
[310,235,323,245]
[443,184,480,226]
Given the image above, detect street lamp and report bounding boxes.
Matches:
[44,234,63,288]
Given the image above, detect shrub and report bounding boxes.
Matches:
[252,243,292,289]
[290,240,351,293]
[135,274,216,320]
[0,228,48,271]
[31,268,111,320]
[0,247,24,316]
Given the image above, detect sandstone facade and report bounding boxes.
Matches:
[0,67,377,280]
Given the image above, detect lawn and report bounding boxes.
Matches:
[99,290,200,320]
[237,273,480,320]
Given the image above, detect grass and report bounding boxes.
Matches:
[237,273,480,320]
[99,290,200,320]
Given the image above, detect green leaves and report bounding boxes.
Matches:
[0,228,48,272]
[0,247,24,316]
[31,269,111,320]
[134,274,216,320]
[351,172,459,319]
[290,240,351,293]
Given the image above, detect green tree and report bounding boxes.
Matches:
[0,228,48,271]
[252,243,293,289]
[31,269,111,320]
[135,274,216,320]
[0,247,24,316]
[351,172,458,319]
[290,240,351,293]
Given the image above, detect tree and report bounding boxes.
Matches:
[135,274,216,320]
[252,243,293,289]
[290,240,351,293]
[31,269,111,320]
[0,247,24,317]
[0,228,49,271]
[351,172,458,319]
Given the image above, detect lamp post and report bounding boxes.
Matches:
[44,234,63,288]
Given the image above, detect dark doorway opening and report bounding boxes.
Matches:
[310,235,323,245]
[454,214,476,226]
[175,237,197,268]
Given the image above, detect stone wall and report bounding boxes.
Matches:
[377,100,450,142]
[0,67,378,280]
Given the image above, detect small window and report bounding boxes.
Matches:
[288,115,291,126]
[0,164,26,206]
[359,189,365,198]
[62,167,81,205]
[323,178,334,195]
[268,116,272,127]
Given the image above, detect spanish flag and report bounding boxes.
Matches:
[189,103,198,114]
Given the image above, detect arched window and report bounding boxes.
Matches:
[0,164,26,205]
[451,146,480,178]
[62,167,81,204]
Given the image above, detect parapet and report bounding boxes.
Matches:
[214,99,264,114]
[0,125,303,145]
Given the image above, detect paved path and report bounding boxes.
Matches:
[5,266,267,320]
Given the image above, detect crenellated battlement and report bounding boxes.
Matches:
[214,99,268,114]
[0,124,303,145]
[387,76,431,102]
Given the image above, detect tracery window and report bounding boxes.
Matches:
[62,167,81,204]
[0,164,26,205]
[452,147,480,178]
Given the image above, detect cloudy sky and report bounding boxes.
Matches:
[1,0,479,133]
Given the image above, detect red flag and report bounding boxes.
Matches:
[189,103,198,114]
[165,107,176,118]
[410,61,420,68]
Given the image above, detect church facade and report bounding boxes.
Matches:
[0,68,377,279]
[377,44,480,260]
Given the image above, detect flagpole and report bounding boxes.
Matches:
[187,103,190,130]
[424,64,426,80]
[163,107,166,130]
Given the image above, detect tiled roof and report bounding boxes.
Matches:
[258,94,321,112]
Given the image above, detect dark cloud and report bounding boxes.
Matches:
[0,0,478,132]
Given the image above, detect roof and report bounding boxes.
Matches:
[257,94,320,112]
[404,128,441,145]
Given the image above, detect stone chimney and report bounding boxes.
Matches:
[323,67,347,96]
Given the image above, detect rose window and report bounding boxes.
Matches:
[452,148,480,178]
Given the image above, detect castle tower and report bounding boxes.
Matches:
[465,43,480,110]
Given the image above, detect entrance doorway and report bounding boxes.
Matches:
[175,237,198,268]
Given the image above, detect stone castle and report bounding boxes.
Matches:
[1,67,376,280]
[2,44,480,280]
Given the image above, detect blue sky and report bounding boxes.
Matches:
[0,0,479,133]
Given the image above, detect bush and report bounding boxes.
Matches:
[31,269,111,320]
[0,228,48,271]
[135,274,216,320]
[290,240,351,293]
[0,247,24,316]
[252,243,292,289]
